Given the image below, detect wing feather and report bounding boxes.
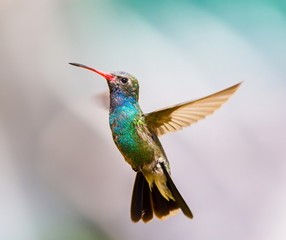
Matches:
[145,82,242,136]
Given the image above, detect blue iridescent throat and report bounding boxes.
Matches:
[109,89,137,110]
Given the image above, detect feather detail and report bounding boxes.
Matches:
[145,82,242,136]
[130,164,193,223]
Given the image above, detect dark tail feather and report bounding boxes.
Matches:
[131,172,153,223]
[130,172,144,222]
[160,162,193,219]
[151,183,179,219]
[130,165,193,223]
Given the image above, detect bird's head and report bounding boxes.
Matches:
[69,63,139,100]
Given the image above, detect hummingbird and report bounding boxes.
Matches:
[69,62,241,223]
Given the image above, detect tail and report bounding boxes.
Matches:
[130,163,193,223]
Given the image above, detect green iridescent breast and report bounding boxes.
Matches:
[109,102,156,169]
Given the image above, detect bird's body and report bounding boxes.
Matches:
[107,72,176,207]
[109,90,165,170]
[69,63,241,223]
[109,96,151,169]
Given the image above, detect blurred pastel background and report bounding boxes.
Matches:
[1,0,286,240]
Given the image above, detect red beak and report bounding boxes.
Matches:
[69,63,115,81]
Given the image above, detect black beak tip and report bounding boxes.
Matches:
[69,62,81,67]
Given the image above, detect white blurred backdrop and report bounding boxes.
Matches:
[1,1,286,240]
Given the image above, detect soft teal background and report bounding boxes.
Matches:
[1,0,286,240]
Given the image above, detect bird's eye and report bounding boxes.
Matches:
[120,78,129,84]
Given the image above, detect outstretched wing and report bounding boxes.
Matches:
[145,82,242,136]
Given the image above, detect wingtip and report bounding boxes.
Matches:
[233,81,243,90]
[222,82,243,96]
